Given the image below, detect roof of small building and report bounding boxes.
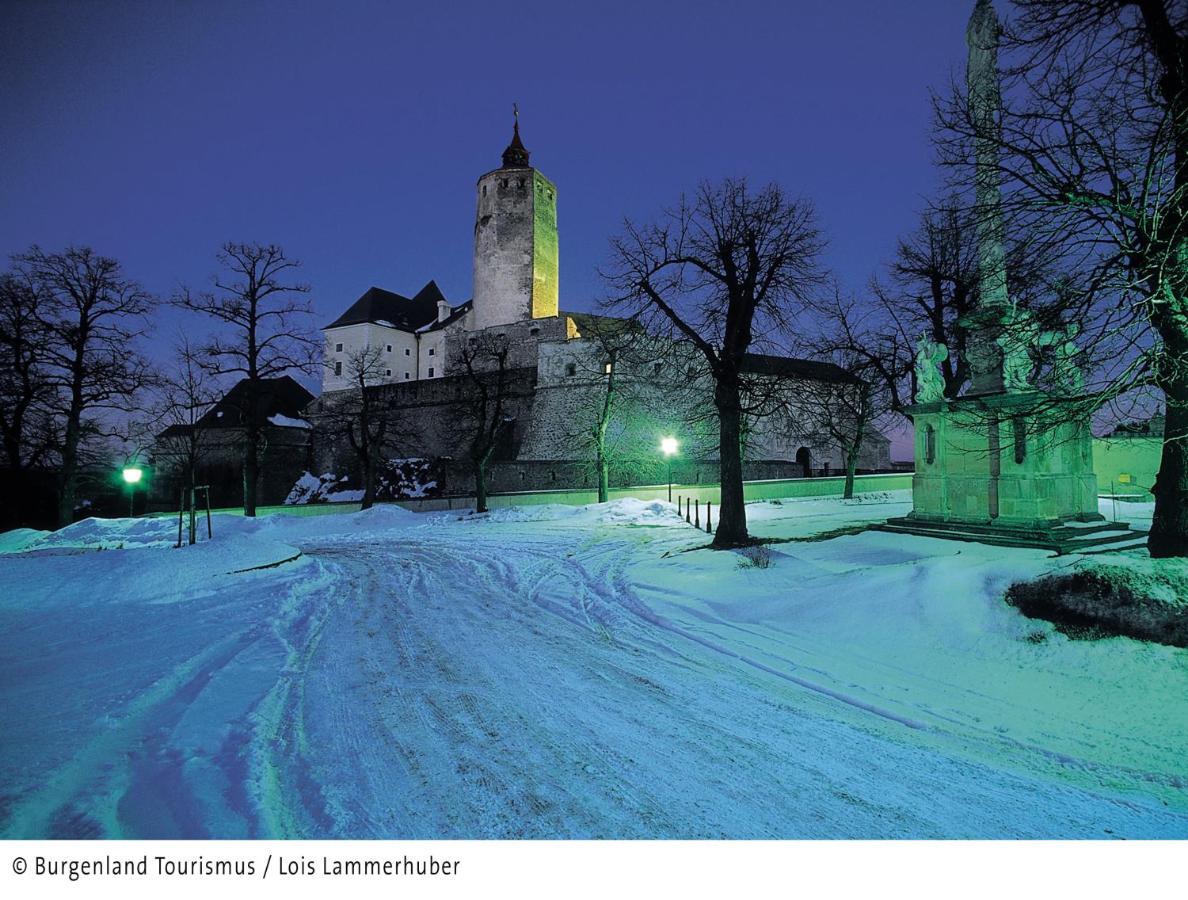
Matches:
[326,282,447,331]
[157,376,316,438]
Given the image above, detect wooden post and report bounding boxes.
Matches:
[694,499,700,528]
[706,501,713,534]
[685,497,691,523]
[203,486,213,539]
[188,487,197,545]
[176,488,185,548]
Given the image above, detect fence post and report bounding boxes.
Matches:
[706,501,713,534]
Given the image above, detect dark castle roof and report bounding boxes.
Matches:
[419,299,473,333]
[326,282,447,331]
[740,353,858,385]
[501,118,530,168]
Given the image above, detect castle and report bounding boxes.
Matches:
[302,118,890,499]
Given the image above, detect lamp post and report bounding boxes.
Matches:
[122,466,143,517]
[660,436,679,502]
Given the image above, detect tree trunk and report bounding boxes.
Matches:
[713,379,748,547]
[56,408,81,528]
[188,483,197,546]
[1150,359,1188,557]
[843,449,858,500]
[361,455,376,511]
[596,444,609,504]
[474,459,489,513]
[242,426,259,517]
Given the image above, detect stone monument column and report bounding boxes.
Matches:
[881,0,1120,550]
[962,0,1014,396]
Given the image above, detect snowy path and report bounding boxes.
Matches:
[1,497,1185,838]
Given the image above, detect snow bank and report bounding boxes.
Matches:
[0,528,49,554]
[250,503,424,542]
[23,516,180,551]
[462,498,686,527]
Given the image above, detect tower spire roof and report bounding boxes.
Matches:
[501,104,531,168]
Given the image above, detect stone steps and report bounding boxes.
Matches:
[876,517,1147,555]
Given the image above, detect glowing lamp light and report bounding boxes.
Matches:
[122,466,143,485]
[660,437,679,457]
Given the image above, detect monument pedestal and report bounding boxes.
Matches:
[881,392,1143,553]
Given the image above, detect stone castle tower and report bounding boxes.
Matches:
[472,115,559,331]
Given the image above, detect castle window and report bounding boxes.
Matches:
[428,367,435,377]
[385,369,392,377]
[335,343,343,352]
[404,348,410,356]
[428,347,435,356]
[604,361,613,375]
[334,361,342,376]
[482,185,487,196]
[404,372,410,380]
[565,363,577,376]
[518,178,525,188]
[386,344,392,353]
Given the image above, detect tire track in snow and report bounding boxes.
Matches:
[281,520,1187,838]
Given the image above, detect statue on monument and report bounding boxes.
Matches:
[1038,323,1084,394]
[996,309,1040,392]
[915,336,949,403]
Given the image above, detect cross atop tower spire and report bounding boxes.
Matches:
[501,105,530,168]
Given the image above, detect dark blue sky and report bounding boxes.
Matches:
[1,0,969,354]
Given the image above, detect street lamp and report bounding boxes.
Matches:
[122,466,143,517]
[660,436,679,502]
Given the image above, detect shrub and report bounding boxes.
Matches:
[1005,560,1188,647]
[737,545,774,570]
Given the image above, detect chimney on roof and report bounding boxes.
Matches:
[437,299,451,323]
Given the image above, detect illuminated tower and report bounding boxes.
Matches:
[472,111,559,330]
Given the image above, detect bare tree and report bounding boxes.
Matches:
[451,333,514,513]
[801,292,902,498]
[603,178,827,546]
[324,345,391,510]
[936,0,1188,556]
[560,316,660,502]
[0,271,57,473]
[177,242,316,517]
[150,337,220,541]
[14,247,155,527]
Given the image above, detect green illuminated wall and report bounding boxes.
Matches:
[531,171,559,319]
[1093,437,1161,494]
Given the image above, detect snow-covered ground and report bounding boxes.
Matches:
[0,490,1184,838]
